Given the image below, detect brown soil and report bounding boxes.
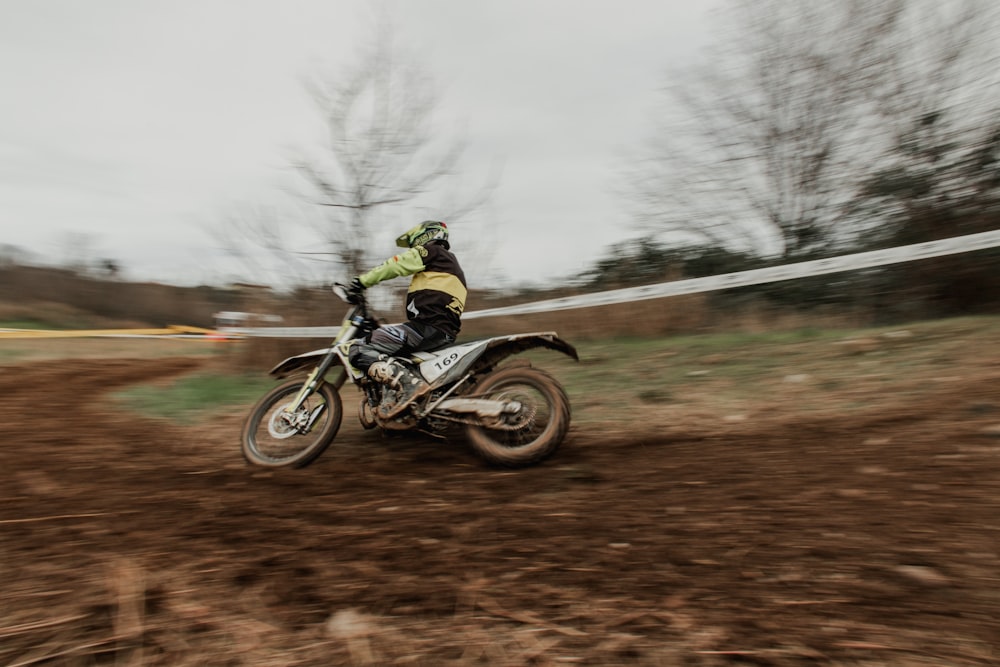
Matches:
[2,354,999,666]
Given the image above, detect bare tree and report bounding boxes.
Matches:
[214,201,327,288]
[0,244,35,268]
[218,18,492,288]
[627,0,998,259]
[855,1,1000,244]
[59,231,100,275]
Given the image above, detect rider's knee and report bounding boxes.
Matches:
[349,343,379,372]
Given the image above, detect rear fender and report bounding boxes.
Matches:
[415,332,577,386]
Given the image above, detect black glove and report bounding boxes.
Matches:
[346,277,366,304]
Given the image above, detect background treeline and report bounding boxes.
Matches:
[1,231,996,339]
[0,264,242,329]
[5,1,999,338]
[582,239,1000,326]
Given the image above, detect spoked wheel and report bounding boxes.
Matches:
[241,380,343,468]
[464,366,570,467]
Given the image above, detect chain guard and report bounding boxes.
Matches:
[430,412,533,431]
[426,393,537,431]
[362,382,535,432]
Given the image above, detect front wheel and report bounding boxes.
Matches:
[241,379,343,468]
[464,367,571,467]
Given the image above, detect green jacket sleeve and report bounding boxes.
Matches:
[358,247,426,287]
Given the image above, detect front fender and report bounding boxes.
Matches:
[268,348,333,378]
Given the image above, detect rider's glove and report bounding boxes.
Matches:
[346,277,366,304]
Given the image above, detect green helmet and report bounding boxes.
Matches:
[396,220,449,248]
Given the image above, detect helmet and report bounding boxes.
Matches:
[396,220,448,248]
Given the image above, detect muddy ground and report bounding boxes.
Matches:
[2,348,1000,666]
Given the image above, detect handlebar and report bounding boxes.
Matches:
[331,282,351,302]
[332,283,380,328]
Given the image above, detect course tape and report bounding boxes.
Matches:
[463,229,1000,319]
[219,326,342,339]
[223,229,1000,337]
[0,325,224,340]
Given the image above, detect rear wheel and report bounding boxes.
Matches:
[241,380,343,468]
[464,367,570,467]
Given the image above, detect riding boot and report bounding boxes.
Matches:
[367,358,431,418]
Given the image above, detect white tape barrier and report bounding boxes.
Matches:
[223,229,1000,337]
[464,229,1000,319]
[219,326,342,338]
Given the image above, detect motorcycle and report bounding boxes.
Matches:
[240,285,578,468]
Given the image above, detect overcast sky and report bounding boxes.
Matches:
[0,0,718,288]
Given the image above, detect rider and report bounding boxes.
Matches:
[346,221,467,417]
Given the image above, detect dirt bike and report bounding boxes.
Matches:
[240,285,578,468]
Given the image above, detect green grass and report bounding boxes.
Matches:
[114,372,277,423]
[528,315,1000,420]
[537,327,847,392]
[109,314,1000,425]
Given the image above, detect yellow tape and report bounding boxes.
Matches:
[0,325,229,339]
[166,325,221,335]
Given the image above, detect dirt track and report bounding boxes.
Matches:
[2,355,1000,666]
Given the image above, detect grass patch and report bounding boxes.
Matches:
[114,372,276,423]
[98,314,1000,425]
[536,327,851,394]
[526,315,1000,422]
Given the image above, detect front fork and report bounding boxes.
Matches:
[285,362,349,415]
[283,323,358,414]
